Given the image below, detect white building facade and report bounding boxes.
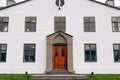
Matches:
[0,0,120,74]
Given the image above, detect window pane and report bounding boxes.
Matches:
[89,17,95,22]
[113,23,118,32]
[55,17,60,22]
[112,17,117,22]
[30,51,35,62]
[3,17,9,22]
[0,23,8,32]
[24,45,31,50]
[24,51,29,62]
[0,17,2,22]
[1,53,6,62]
[25,17,31,22]
[85,50,90,62]
[91,45,96,50]
[60,17,65,22]
[89,23,95,32]
[59,23,65,31]
[59,23,65,27]
[55,47,58,56]
[85,45,90,50]
[84,23,89,32]
[1,45,6,50]
[1,51,6,54]
[24,44,35,50]
[25,23,36,32]
[30,55,35,62]
[0,45,6,50]
[84,17,89,22]
[118,18,120,22]
[114,51,120,62]
[118,23,120,31]
[91,50,96,61]
[114,45,119,50]
[84,23,89,28]
[54,17,66,32]
[31,17,36,22]
[62,48,65,56]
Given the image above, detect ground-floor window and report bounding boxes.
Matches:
[23,44,36,62]
[84,44,97,62]
[113,44,120,62]
[0,44,7,62]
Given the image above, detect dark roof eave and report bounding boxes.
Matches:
[89,0,120,10]
[0,0,32,10]
[47,31,73,37]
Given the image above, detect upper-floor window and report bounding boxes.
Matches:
[112,17,120,32]
[84,17,95,32]
[54,17,66,32]
[0,17,9,32]
[0,44,7,62]
[25,17,36,32]
[84,44,97,62]
[113,44,120,62]
[23,44,36,62]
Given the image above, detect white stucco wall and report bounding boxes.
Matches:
[0,0,120,74]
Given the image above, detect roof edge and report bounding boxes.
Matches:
[89,0,120,10]
[0,0,32,10]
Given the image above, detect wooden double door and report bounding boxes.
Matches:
[52,45,67,70]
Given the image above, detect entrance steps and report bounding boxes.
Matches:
[30,74,88,80]
[30,70,88,80]
[46,70,74,75]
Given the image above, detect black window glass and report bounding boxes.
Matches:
[85,44,97,62]
[24,44,35,62]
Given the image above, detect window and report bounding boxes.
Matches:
[0,44,7,62]
[0,17,9,32]
[84,17,95,32]
[112,17,120,32]
[84,44,97,62]
[23,44,36,62]
[113,44,120,62]
[54,17,66,32]
[25,17,36,32]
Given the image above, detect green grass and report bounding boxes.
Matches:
[0,74,30,80]
[88,74,120,80]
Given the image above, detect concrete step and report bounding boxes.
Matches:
[30,75,88,80]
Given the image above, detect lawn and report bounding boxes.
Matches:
[0,74,30,80]
[88,74,120,80]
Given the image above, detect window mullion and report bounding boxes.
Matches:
[90,45,92,62]
[29,50,31,62]
[0,52,1,62]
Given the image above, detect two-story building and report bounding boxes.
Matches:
[0,0,120,75]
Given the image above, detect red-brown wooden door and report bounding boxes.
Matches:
[52,45,67,70]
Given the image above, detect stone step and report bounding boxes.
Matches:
[30,75,88,80]
[47,70,73,75]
